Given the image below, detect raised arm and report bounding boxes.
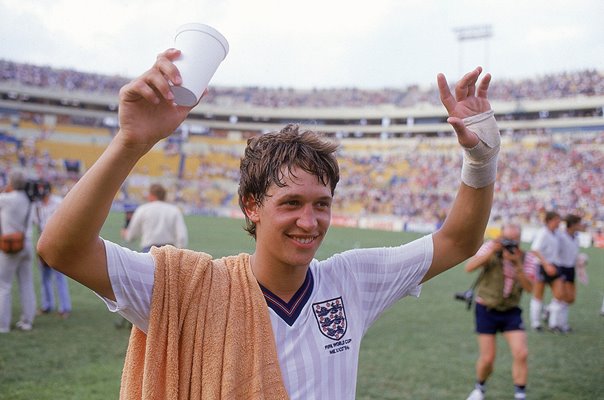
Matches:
[422,67,498,282]
[37,49,193,299]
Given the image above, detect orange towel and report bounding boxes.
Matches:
[120,246,289,399]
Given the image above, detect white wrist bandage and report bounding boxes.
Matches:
[461,109,501,188]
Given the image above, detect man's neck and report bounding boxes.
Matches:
[250,254,309,303]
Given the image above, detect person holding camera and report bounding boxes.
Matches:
[464,223,534,400]
[0,170,37,333]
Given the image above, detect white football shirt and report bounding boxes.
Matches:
[556,230,580,268]
[530,227,559,263]
[99,234,433,399]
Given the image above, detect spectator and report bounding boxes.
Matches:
[0,170,36,332]
[33,181,72,319]
[121,183,188,252]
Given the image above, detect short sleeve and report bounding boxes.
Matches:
[95,239,155,333]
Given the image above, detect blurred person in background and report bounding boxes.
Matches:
[0,170,36,332]
[121,183,188,252]
[549,214,583,333]
[464,223,534,400]
[34,181,72,319]
[593,229,604,248]
[528,211,562,331]
[117,182,188,329]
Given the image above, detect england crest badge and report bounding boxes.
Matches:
[312,297,347,340]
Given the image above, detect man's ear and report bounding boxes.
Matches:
[242,196,260,222]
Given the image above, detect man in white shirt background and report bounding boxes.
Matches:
[121,183,188,252]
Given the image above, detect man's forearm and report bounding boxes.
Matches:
[426,183,493,282]
[444,183,494,254]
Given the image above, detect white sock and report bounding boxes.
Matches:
[548,299,563,329]
[560,301,569,330]
[530,298,542,328]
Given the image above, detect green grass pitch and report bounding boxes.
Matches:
[1,213,602,399]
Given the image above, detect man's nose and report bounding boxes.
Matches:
[297,204,318,230]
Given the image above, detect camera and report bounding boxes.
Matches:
[454,289,474,310]
[500,238,519,252]
[24,179,51,202]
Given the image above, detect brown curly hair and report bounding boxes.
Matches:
[238,124,340,238]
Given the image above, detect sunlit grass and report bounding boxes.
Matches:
[1,213,602,399]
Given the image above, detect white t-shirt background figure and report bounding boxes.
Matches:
[122,183,188,252]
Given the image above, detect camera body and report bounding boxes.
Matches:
[500,238,519,253]
[24,179,51,202]
[454,289,474,310]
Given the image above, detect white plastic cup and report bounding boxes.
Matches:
[170,23,229,106]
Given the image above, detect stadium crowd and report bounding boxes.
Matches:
[1,59,602,235]
[334,133,603,229]
[2,127,602,235]
[2,59,603,107]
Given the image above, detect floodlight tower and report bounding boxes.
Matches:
[453,25,493,77]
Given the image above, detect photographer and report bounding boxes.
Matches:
[463,224,534,400]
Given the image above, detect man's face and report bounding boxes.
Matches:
[501,226,521,242]
[500,226,521,253]
[568,221,584,234]
[249,166,332,270]
[548,216,561,231]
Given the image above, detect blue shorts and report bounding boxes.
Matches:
[558,266,575,283]
[475,303,525,334]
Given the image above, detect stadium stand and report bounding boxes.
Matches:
[0,60,602,244]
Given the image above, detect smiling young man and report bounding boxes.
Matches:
[38,49,499,399]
